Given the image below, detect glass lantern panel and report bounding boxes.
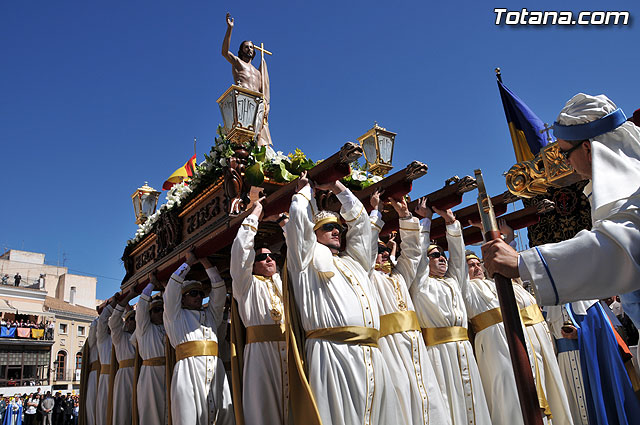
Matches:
[362,136,377,165]
[378,134,393,163]
[141,192,157,217]
[132,195,142,219]
[236,93,258,129]
[220,95,235,131]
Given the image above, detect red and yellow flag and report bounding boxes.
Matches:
[162,154,196,190]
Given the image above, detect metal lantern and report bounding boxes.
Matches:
[357,122,396,176]
[217,85,265,144]
[131,182,161,225]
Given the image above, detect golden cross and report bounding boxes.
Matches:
[539,123,554,142]
[254,42,273,56]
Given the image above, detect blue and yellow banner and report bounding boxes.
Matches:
[498,80,549,162]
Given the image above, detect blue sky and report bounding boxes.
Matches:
[1,1,638,300]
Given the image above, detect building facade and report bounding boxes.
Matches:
[0,249,98,395]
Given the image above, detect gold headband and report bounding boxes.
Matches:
[313,216,340,232]
[466,253,480,262]
[181,280,204,295]
[123,310,136,321]
[427,244,443,254]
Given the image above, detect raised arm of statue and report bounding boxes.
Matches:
[222,13,239,65]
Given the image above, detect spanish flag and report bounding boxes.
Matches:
[162,154,197,190]
[498,80,549,162]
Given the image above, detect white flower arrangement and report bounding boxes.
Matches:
[128,181,194,244]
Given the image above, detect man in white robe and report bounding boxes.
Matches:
[108,294,137,425]
[84,318,99,425]
[286,175,402,424]
[410,207,491,425]
[483,93,640,305]
[545,302,592,424]
[135,285,167,425]
[163,251,234,425]
[96,302,114,425]
[231,199,288,425]
[368,193,450,425]
[464,249,572,425]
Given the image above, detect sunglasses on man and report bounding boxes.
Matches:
[150,307,164,314]
[428,251,447,260]
[185,290,205,298]
[321,222,344,233]
[559,140,587,160]
[255,252,276,262]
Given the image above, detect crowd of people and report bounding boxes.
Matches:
[79,93,640,425]
[0,391,79,425]
[0,320,53,340]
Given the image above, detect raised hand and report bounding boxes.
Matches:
[432,206,455,225]
[498,218,515,243]
[185,248,198,266]
[296,170,310,193]
[226,13,234,28]
[370,188,384,211]
[414,197,432,219]
[389,196,411,219]
[251,196,267,220]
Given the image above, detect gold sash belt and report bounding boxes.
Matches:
[520,304,545,326]
[175,340,219,362]
[100,364,111,374]
[380,311,420,338]
[306,326,379,347]
[142,356,166,366]
[422,326,469,346]
[90,361,101,372]
[470,307,503,333]
[246,324,285,344]
[118,359,135,368]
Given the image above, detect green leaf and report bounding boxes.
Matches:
[252,146,267,163]
[245,163,265,186]
[274,162,296,182]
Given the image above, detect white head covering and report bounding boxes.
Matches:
[555,93,640,220]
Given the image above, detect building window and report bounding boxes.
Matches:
[75,352,82,371]
[77,326,85,336]
[59,323,67,334]
[55,351,66,381]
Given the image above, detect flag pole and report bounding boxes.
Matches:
[193,137,197,158]
[476,169,543,425]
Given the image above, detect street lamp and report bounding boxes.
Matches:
[131,182,161,225]
[357,122,396,176]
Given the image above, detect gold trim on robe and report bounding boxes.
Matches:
[175,340,219,361]
[520,304,545,326]
[470,307,503,334]
[305,326,380,347]
[246,324,285,343]
[379,311,420,338]
[422,326,469,346]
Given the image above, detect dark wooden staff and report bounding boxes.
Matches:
[475,169,543,425]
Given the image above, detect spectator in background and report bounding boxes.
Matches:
[1,275,8,285]
[40,391,54,425]
[53,392,66,425]
[14,273,21,287]
[0,395,6,424]
[24,394,39,425]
